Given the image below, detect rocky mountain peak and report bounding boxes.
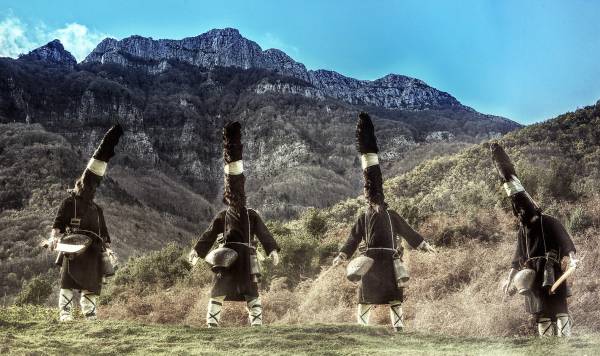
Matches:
[19,39,77,68]
[376,74,425,86]
[203,27,242,38]
[80,28,495,112]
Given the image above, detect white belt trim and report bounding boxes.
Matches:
[224,160,243,175]
[503,177,525,196]
[86,158,107,176]
[360,153,379,169]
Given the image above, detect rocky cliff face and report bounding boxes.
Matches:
[1,35,521,223]
[84,29,310,80]
[19,40,77,68]
[0,31,525,301]
[83,28,470,111]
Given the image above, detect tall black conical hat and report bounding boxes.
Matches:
[490,142,517,182]
[355,112,384,206]
[356,112,379,154]
[223,121,243,164]
[84,124,123,177]
[222,121,246,208]
[489,142,540,217]
[74,124,123,199]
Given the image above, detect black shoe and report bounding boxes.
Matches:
[393,327,403,332]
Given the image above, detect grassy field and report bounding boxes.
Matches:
[1,307,598,355]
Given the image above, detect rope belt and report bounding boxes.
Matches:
[225,242,256,250]
[524,255,560,266]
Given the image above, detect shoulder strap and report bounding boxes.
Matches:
[363,211,369,249]
[540,215,548,255]
[521,223,529,261]
[385,209,395,250]
[95,204,102,240]
[223,208,228,243]
[246,208,252,246]
[68,196,80,231]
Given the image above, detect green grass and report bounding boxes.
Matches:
[1,307,598,355]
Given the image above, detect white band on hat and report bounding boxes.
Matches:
[360,153,379,169]
[86,158,107,176]
[503,177,525,196]
[224,160,244,175]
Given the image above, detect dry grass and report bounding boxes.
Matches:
[99,197,600,337]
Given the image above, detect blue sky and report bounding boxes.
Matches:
[1,0,599,124]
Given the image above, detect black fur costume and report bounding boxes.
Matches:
[194,122,279,301]
[490,143,576,318]
[340,113,425,304]
[53,125,123,294]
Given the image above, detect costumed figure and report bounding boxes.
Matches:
[492,143,579,337]
[189,121,280,327]
[46,124,123,321]
[332,112,437,332]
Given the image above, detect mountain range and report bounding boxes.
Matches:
[0,28,520,217]
[0,28,522,295]
[84,28,472,111]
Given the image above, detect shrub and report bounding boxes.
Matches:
[111,243,191,290]
[268,231,320,286]
[568,206,593,234]
[301,208,327,238]
[14,275,53,306]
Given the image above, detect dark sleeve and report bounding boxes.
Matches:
[97,206,111,244]
[250,210,279,255]
[389,210,424,249]
[340,215,364,258]
[52,198,72,233]
[511,231,522,269]
[193,211,225,258]
[545,216,576,255]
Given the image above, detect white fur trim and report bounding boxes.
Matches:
[224,160,244,175]
[360,153,379,169]
[503,177,525,196]
[86,158,107,176]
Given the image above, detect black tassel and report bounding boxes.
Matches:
[356,112,379,154]
[490,142,517,182]
[222,122,246,209]
[223,121,243,164]
[92,124,124,162]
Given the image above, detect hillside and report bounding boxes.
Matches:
[1,307,599,355]
[0,29,523,302]
[0,123,194,297]
[81,101,600,338]
[0,30,520,223]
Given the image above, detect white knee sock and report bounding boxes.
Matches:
[80,290,97,320]
[537,317,555,337]
[556,313,572,337]
[389,301,404,330]
[207,296,225,326]
[246,297,263,326]
[357,304,372,326]
[58,289,74,321]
